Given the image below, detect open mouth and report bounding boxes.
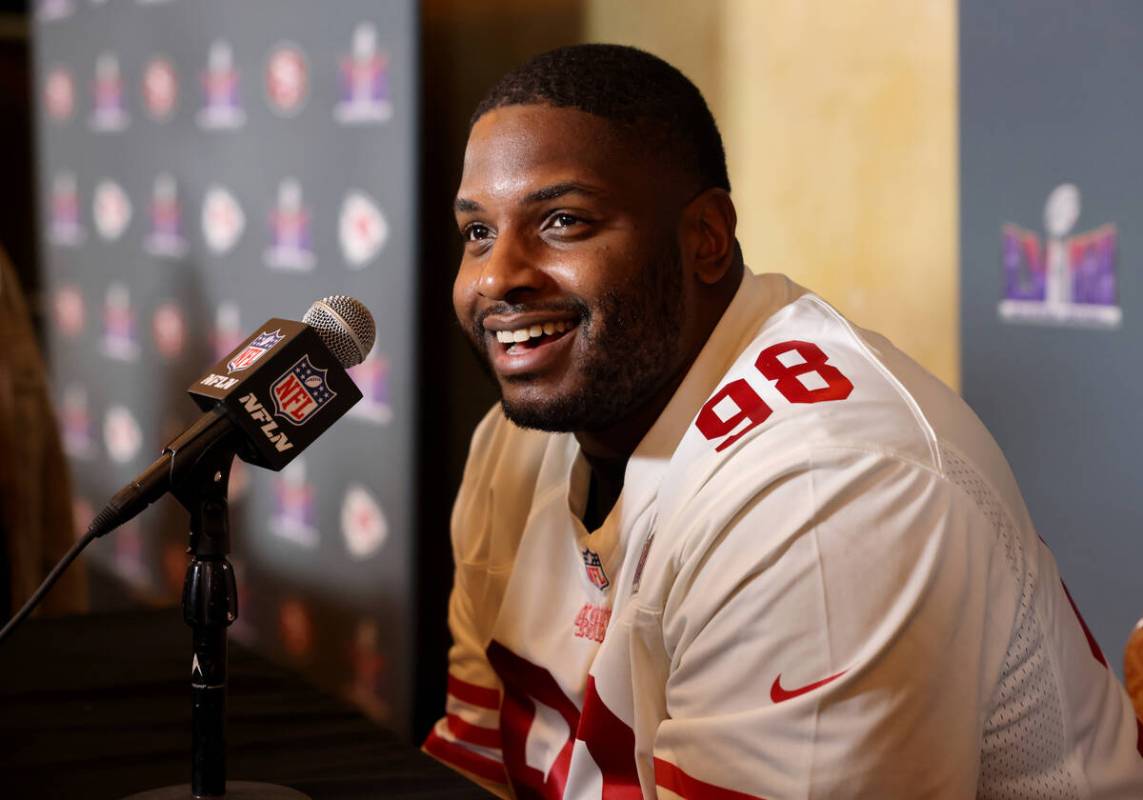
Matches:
[493,319,578,355]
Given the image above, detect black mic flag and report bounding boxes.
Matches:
[189,317,361,470]
[88,295,373,538]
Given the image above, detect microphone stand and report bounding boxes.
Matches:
[123,431,309,800]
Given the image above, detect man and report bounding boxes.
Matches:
[423,45,1143,798]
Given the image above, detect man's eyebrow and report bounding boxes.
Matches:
[453,182,602,214]
[521,182,601,204]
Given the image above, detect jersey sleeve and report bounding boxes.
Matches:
[422,407,512,797]
[649,446,1014,799]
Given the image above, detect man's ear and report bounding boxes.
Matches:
[681,188,738,285]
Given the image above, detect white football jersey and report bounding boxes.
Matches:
[424,271,1143,799]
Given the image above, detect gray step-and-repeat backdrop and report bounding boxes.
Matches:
[961,0,1143,671]
[34,0,420,730]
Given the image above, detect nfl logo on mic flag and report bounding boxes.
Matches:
[228,329,284,373]
[272,356,336,425]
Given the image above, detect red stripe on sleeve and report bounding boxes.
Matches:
[654,757,765,800]
[447,713,502,749]
[448,674,501,710]
[1060,580,1108,667]
[423,729,507,785]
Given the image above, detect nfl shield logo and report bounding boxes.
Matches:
[582,548,610,592]
[271,355,337,425]
[227,329,284,373]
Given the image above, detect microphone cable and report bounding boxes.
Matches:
[0,528,98,646]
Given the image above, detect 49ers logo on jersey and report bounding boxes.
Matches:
[696,340,854,452]
[574,604,611,642]
[271,355,336,425]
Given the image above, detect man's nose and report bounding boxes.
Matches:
[477,232,546,301]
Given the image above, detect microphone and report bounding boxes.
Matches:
[87,294,375,539]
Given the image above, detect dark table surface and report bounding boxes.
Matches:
[0,608,489,799]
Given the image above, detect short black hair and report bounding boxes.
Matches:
[472,44,730,194]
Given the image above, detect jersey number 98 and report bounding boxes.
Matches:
[696,340,853,452]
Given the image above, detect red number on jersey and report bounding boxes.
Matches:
[695,379,773,453]
[697,340,853,451]
[487,641,642,798]
[756,340,854,403]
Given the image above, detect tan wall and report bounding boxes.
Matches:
[587,0,959,388]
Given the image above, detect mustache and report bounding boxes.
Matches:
[473,298,589,333]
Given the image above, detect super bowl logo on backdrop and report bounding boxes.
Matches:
[142,57,178,122]
[272,458,318,549]
[347,619,389,721]
[265,43,308,116]
[347,346,392,425]
[335,22,392,124]
[53,284,85,336]
[60,384,94,460]
[197,40,245,130]
[36,0,73,22]
[999,183,1121,329]
[271,355,336,425]
[152,302,186,359]
[278,597,315,659]
[339,191,387,269]
[341,485,388,560]
[227,329,283,373]
[264,179,314,270]
[48,173,84,246]
[202,185,245,255]
[93,179,132,241]
[211,302,244,361]
[103,405,142,465]
[144,173,187,257]
[44,66,75,123]
[101,283,139,361]
[89,52,129,132]
[581,547,610,592]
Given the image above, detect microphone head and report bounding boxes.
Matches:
[302,295,376,368]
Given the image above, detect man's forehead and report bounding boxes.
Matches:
[458,104,646,205]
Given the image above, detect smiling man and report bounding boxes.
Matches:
[423,45,1143,798]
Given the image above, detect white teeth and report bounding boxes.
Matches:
[492,320,576,345]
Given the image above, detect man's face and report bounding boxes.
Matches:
[452,104,690,433]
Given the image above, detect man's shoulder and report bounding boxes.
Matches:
[466,400,560,468]
[453,405,571,557]
[652,283,1013,532]
[681,288,949,472]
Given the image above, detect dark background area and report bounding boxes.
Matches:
[1,0,588,743]
[0,2,39,335]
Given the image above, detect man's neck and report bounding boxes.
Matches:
[582,451,626,532]
[573,353,692,528]
[573,265,745,526]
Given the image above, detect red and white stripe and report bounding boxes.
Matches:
[422,674,508,792]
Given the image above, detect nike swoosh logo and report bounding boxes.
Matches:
[770,669,847,703]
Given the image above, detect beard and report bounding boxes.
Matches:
[463,240,686,433]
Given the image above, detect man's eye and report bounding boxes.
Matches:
[550,213,580,229]
[463,223,491,242]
